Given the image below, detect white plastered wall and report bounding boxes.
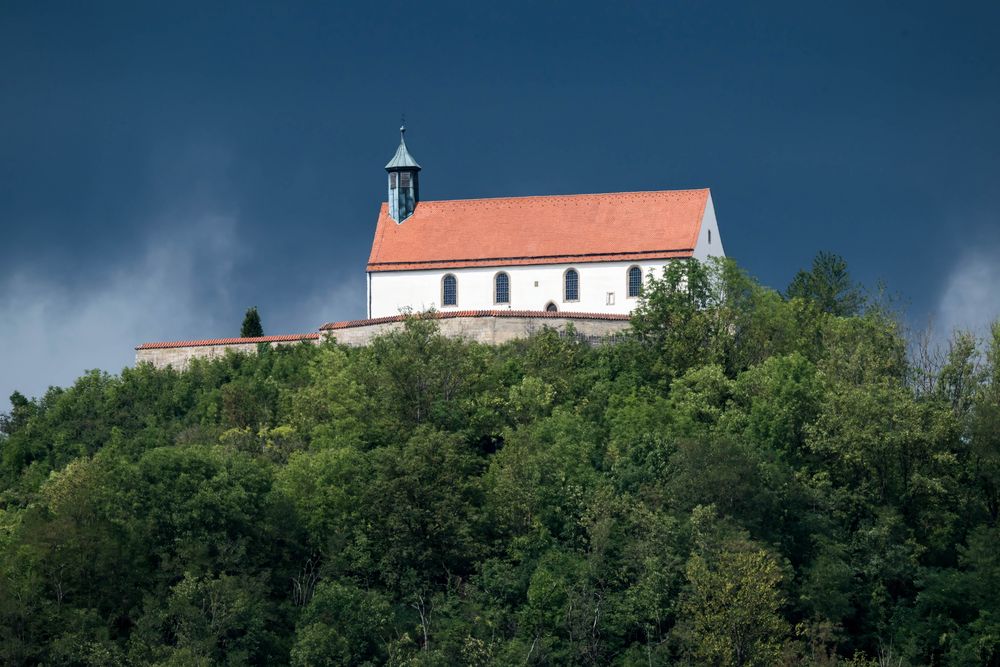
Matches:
[369,260,671,318]
[692,192,726,261]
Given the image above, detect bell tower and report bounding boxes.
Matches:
[385,125,421,222]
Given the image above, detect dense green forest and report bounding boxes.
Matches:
[1,257,998,666]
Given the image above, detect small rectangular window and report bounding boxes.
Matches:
[389,173,397,189]
[400,172,411,187]
[606,292,615,305]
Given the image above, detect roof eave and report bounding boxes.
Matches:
[366,249,695,272]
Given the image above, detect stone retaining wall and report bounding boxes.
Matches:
[323,314,630,346]
[135,335,320,371]
[135,313,632,370]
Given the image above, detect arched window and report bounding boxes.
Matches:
[441,274,457,306]
[563,268,579,302]
[545,302,558,312]
[627,266,642,298]
[494,272,510,304]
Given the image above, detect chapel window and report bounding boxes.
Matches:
[564,269,579,302]
[400,172,412,187]
[442,274,457,306]
[495,272,510,304]
[389,172,397,189]
[627,266,642,298]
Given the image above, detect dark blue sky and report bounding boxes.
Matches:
[2,1,999,400]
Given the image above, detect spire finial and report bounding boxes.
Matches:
[385,121,420,171]
[400,114,406,140]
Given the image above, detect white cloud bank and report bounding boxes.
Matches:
[934,246,1000,340]
[0,213,369,407]
[289,277,366,331]
[0,216,242,403]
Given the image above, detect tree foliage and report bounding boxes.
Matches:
[0,257,998,665]
[679,540,786,664]
[786,251,865,316]
[241,306,264,338]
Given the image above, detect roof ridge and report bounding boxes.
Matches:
[407,188,710,206]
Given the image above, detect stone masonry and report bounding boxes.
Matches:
[135,311,632,370]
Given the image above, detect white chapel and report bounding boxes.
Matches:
[367,127,725,319]
[135,128,728,367]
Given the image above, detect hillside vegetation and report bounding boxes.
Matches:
[1,258,998,666]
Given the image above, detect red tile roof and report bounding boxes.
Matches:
[136,333,319,350]
[367,189,710,272]
[320,309,631,331]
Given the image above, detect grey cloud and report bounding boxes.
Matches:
[0,211,369,406]
[935,246,1000,340]
[0,215,244,402]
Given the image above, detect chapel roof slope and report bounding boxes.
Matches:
[367,188,711,271]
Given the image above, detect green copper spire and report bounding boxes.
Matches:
[385,125,421,222]
[385,125,421,170]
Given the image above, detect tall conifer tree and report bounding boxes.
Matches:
[241,307,263,338]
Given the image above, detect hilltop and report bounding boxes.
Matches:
[1,258,998,665]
